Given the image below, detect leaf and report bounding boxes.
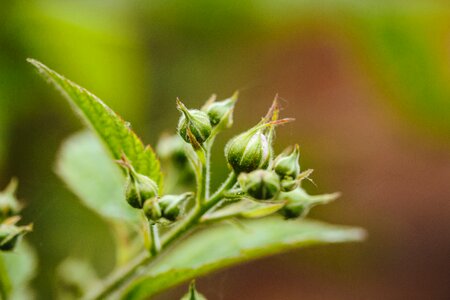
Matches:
[1,241,37,300]
[27,59,162,187]
[122,218,366,299]
[201,199,285,222]
[56,130,140,223]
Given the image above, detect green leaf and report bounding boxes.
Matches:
[201,199,285,223]
[123,218,366,299]
[27,58,162,187]
[1,241,37,300]
[56,130,140,223]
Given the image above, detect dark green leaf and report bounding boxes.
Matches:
[123,218,366,299]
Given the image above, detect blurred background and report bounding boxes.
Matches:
[1,0,450,299]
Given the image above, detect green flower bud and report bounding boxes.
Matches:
[238,170,281,200]
[159,192,193,221]
[280,178,299,192]
[125,170,158,209]
[156,134,188,166]
[202,92,238,127]
[0,179,21,222]
[0,222,32,251]
[177,99,212,145]
[225,129,271,174]
[143,198,162,222]
[274,144,300,179]
[181,280,206,300]
[279,188,339,219]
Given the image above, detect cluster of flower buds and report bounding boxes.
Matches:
[119,156,192,224]
[0,179,32,251]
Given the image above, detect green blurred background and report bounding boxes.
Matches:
[1,0,450,299]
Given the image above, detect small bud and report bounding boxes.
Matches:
[225,129,271,174]
[279,188,340,219]
[274,144,301,179]
[0,179,21,222]
[156,134,189,166]
[280,178,299,192]
[181,280,206,300]
[123,166,158,209]
[143,198,162,222]
[177,99,212,145]
[159,192,193,221]
[238,170,281,200]
[0,222,32,251]
[202,92,238,128]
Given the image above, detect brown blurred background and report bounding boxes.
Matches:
[1,0,450,299]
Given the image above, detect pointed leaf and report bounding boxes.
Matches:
[28,59,162,187]
[122,218,366,299]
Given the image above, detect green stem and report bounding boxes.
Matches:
[86,172,237,300]
[149,223,160,256]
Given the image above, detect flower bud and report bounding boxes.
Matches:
[280,178,299,192]
[156,134,188,166]
[159,192,193,221]
[274,144,300,179]
[0,222,32,251]
[225,129,271,174]
[0,179,21,222]
[202,92,238,127]
[279,188,339,219]
[238,170,281,200]
[143,198,162,222]
[181,281,206,300]
[125,170,158,209]
[177,99,212,145]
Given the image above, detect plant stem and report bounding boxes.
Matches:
[149,223,160,256]
[86,172,237,300]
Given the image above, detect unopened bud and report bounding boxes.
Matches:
[279,188,340,219]
[181,280,206,300]
[143,198,162,222]
[274,144,300,179]
[177,99,212,145]
[0,222,32,251]
[0,179,21,222]
[156,134,188,166]
[124,168,158,209]
[280,178,299,192]
[238,170,281,200]
[225,128,271,174]
[202,92,238,128]
[159,192,193,221]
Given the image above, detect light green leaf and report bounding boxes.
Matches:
[123,218,366,299]
[1,241,37,300]
[56,130,140,223]
[202,199,285,223]
[27,59,162,187]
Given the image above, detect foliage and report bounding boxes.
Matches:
[29,60,365,299]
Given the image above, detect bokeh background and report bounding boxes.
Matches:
[1,0,450,299]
